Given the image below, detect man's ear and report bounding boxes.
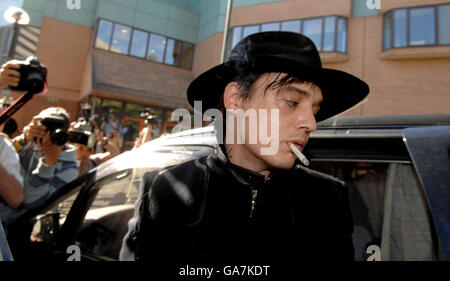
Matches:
[223,82,241,110]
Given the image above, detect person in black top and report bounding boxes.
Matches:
[120,32,370,264]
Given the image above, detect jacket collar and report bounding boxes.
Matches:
[207,144,268,187]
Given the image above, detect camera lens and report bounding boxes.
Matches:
[24,72,44,94]
[50,129,68,146]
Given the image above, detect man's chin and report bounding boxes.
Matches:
[261,155,296,170]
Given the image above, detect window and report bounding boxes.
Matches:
[383,4,450,50]
[261,22,280,32]
[147,34,166,63]
[410,7,436,46]
[384,12,392,50]
[164,38,181,65]
[337,18,347,53]
[111,24,131,54]
[95,20,113,50]
[94,19,194,69]
[229,16,347,53]
[73,169,143,260]
[311,161,438,261]
[393,9,407,48]
[231,26,242,49]
[178,42,195,69]
[438,4,450,45]
[323,16,336,52]
[303,18,323,50]
[281,20,301,33]
[242,25,260,38]
[129,29,148,58]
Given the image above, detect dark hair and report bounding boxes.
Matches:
[38,107,70,130]
[2,118,18,138]
[218,61,314,110]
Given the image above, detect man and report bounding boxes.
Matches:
[75,128,119,176]
[11,107,79,209]
[120,32,369,263]
[1,61,79,211]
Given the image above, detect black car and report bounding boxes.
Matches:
[4,114,450,261]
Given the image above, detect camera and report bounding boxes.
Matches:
[40,116,69,146]
[67,130,96,149]
[8,56,47,94]
[140,108,161,126]
[74,117,93,132]
[40,117,96,148]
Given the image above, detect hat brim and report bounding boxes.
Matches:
[187,56,369,122]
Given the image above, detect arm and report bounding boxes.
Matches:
[90,142,119,165]
[12,116,46,153]
[0,163,23,208]
[90,129,120,165]
[0,137,23,208]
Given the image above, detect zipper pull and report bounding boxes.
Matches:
[249,188,258,218]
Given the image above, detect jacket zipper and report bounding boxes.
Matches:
[249,188,258,218]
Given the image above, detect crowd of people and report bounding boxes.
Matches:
[0,60,159,232]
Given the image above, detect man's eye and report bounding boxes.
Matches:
[285,100,298,107]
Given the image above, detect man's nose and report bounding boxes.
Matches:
[295,106,317,132]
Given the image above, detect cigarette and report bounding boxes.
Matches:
[288,141,309,166]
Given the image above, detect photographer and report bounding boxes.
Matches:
[75,127,119,176]
[11,107,78,209]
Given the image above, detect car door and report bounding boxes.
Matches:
[55,145,213,261]
[5,171,95,261]
[403,125,450,261]
[305,128,444,261]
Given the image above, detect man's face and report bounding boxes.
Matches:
[38,131,58,153]
[232,73,323,170]
[76,144,92,163]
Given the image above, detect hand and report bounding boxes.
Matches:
[23,116,46,143]
[94,129,107,146]
[39,131,64,166]
[0,62,20,90]
[69,121,77,131]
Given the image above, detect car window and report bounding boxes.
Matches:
[53,182,86,225]
[74,167,157,260]
[310,160,439,261]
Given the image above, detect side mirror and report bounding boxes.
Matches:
[30,213,60,243]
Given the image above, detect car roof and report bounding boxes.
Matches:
[94,125,218,181]
[317,114,450,129]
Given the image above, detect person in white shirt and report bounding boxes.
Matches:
[0,134,24,223]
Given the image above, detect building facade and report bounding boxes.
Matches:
[1,0,449,147]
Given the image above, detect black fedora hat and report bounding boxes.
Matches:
[187,31,369,122]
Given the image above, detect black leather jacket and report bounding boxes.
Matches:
[120,146,354,263]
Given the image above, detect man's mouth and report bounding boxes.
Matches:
[287,140,305,151]
[287,141,309,166]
